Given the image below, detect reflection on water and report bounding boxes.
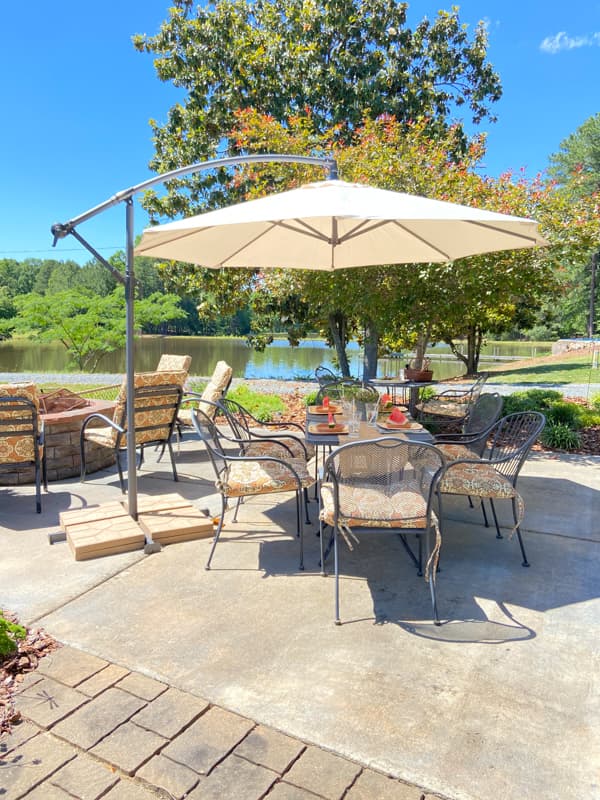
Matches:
[0,336,549,381]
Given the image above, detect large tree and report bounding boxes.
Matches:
[547,113,600,337]
[134,0,501,218]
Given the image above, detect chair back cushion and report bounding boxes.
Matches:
[0,383,40,463]
[156,354,192,374]
[198,361,233,418]
[113,371,187,446]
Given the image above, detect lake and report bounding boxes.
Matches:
[0,336,551,382]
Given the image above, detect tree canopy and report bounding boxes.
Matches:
[548,112,600,198]
[133,0,501,219]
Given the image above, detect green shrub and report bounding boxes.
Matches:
[545,401,583,430]
[0,612,26,657]
[304,390,319,406]
[227,384,285,422]
[541,423,582,451]
[579,407,600,427]
[591,393,600,412]
[503,389,563,415]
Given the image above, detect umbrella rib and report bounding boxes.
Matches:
[275,219,332,242]
[467,220,543,245]
[390,221,452,261]
[337,219,390,243]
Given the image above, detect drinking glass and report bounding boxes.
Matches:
[365,402,379,427]
[348,413,361,438]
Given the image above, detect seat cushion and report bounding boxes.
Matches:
[83,425,118,448]
[416,399,469,418]
[439,462,517,499]
[319,479,431,529]
[436,443,475,462]
[244,436,311,460]
[220,457,314,497]
[438,461,525,533]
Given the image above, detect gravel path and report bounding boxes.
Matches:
[2,372,599,400]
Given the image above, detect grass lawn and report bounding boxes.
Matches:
[487,353,600,386]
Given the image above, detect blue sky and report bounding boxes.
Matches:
[1,1,598,266]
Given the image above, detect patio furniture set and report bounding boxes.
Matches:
[0,361,545,627]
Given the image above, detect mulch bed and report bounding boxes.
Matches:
[0,612,61,735]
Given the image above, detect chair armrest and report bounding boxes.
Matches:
[80,413,123,436]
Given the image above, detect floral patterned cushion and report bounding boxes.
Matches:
[417,399,469,418]
[244,437,310,460]
[439,461,524,530]
[0,383,41,463]
[85,371,186,448]
[319,478,432,529]
[220,457,313,497]
[179,361,233,425]
[436,443,475,462]
[156,354,192,374]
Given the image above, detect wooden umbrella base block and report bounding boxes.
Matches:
[62,510,146,561]
[121,493,214,545]
[57,494,213,560]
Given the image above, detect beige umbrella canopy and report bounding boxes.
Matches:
[135,179,547,268]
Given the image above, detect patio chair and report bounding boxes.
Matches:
[433,393,504,459]
[436,411,546,567]
[315,379,379,411]
[315,364,339,387]
[415,373,489,430]
[191,405,314,571]
[319,438,445,625]
[177,360,233,430]
[0,383,47,513]
[80,370,186,493]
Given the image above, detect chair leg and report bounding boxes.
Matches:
[34,459,41,514]
[167,440,178,482]
[513,497,530,567]
[303,487,311,524]
[490,498,503,539]
[297,491,305,571]
[481,498,489,528]
[232,497,243,523]
[206,496,227,570]
[115,450,125,494]
[80,435,88,484]
[333,525,341,625]
[426,528,441,625]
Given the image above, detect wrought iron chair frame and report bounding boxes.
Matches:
[191,405,312,571]
[319,437,445,625]
[80,382,183,493]
[436,411,546,566]
[0,394,47,513]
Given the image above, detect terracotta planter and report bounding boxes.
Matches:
[404,368,433,382]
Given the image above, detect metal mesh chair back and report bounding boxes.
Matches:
[219,397,254,442]
[191,404,231,486]
[316,380,379,405]
[315,365,339,386]
[326,439,444,521]
[484,412,546,483]
[463,392,503,435]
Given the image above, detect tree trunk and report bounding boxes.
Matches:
[328,312,351,377]
[465,325,483,376]
[362,321,379,381]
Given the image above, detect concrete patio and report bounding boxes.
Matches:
[1,433,599,800]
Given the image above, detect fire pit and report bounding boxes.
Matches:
[0,387,117,485]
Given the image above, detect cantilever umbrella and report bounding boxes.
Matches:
[135,179,547,268]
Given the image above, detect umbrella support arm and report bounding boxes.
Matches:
[51,153,337,529]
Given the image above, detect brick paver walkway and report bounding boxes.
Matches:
[2,646,437,800]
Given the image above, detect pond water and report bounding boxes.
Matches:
[0,336,551,381]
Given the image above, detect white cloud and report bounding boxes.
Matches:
[540,30,600,53]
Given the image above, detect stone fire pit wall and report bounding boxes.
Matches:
[0,397,116,485]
